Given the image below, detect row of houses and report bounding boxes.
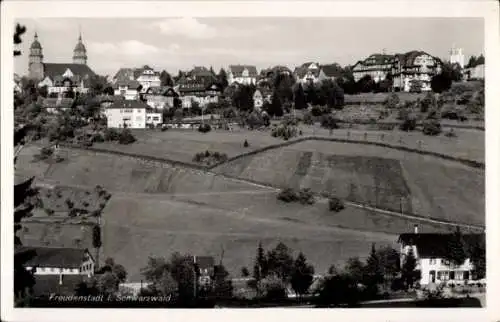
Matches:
[17,226,485,299]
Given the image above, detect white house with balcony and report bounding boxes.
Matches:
[105,99,162,129]
[391,51,442,92]
[398,228,485,287]
[20,246,95,279]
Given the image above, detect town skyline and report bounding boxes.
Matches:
[15,17,484,77]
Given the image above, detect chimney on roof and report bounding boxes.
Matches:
[414,224,419,234]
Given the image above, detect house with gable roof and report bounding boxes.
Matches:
[293,62,322,85]
[398,226,485,287]
[391,50,442,92]
[112,65,161,94]
[227,65,258,85]
[352,53,394,83]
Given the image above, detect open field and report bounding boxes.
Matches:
[101,189,473,281]
[18,221,94,249]
[88,125,483,165]
[214,141,484,226]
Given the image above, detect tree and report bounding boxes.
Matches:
[253,242,268,283]
[445,227,467,266]
[431,72,453,93]
[267,91,284,117]
[212,264,233,300]
[319,80,344,110]
[377,246,401,288]
[290,252,315,298]
[304,84,318,105]
[468,235,486,280]
[97,271,119,297]
[266,242,294,282]
[160,70,174,87]
[401,248,420,289]
[14,23,27,56]
[344,257,366,284]
[89,75,110,95]
[317,273,361,307]
[232,85,254,111]
[141,253,196,305]
[241,267,250,277]
[357,75,375,93]
[92,224,102,269]
[363,244,384,298]
[294,83,307,110]
[217,68,229,90]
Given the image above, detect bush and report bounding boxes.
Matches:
[198,123,212,133]
[445,129,457,138]
[92,133,105,143]
[271,124,297,141]
[277,188,299,203]
[192,150,228,165]
[243,140,249,148]
[320,115,339,130]
[39,147,54,160]
[400,118,417,132]
[328,197,345,212]
[298,188,315,205]
[384,93,400,109]
[118,129,136,145]
[422,120,442,136]
[104,128,119,141]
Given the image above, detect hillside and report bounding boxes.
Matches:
[213,140,485,226]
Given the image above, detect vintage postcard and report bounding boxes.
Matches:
[1,1,499,322]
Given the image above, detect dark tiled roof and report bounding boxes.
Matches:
[96,95,123,103]
[393,51,440,68]
[43,63,96,80]
[398,233,485,258]
[228,65,258,77]
[193,256,215,270]
[190,66,215,78]
[320,64,344,78]
[113,80,142,90]
[294,66,321,79]
[108,99,149,110]
[19,246,92,268]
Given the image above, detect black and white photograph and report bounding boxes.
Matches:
[1,1,499,321]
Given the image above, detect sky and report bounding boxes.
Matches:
[14,17,484,77]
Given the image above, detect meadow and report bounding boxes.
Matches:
[214,140,484,226]
[89,125,484,165]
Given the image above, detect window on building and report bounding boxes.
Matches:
[153,117,159,121]
[124,109,133,113]
[463,271,470,280]
[449,271,455,280]
[443,260,450,266]
[430,258,435,265]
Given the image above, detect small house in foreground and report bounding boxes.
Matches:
[398,227,485,286]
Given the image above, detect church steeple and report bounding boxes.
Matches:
[29,32,44,79]
[73,30,87,65]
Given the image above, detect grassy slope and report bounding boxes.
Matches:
[90,126,484,165]
[14,141,483,281]
[214,141,484,225]
[102,190,466,281]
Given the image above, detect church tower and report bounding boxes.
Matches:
[28,32,44,80]
[450,44,465,69]
[73,32,88,65]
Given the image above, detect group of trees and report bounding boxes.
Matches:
[140,253,233,306]
[245,242,315,300]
